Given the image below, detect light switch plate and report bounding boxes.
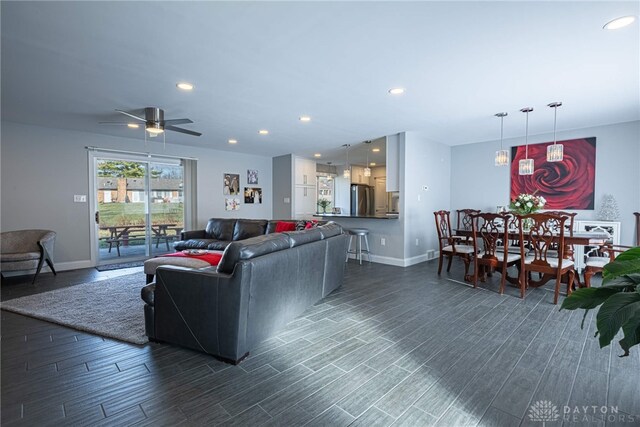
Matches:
[284,197,290,204]
[74,195,87,203]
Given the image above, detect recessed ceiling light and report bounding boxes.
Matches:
[388,87,405,95]
[176,82,194,91]
[372,148,380,152]
[299,116,311,122]
[314,153,321,158]
[228,139,237,144]
[258,130,269,135]
[603,16,636,30]
[127,123,139,129]
[370,162,376,166]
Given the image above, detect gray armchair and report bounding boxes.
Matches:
[1,230,57,283]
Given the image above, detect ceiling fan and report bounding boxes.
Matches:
[100,107,202,137]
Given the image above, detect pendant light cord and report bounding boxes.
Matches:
[525,111,529,158]
[552,105,557,145]
[500,116,504,150]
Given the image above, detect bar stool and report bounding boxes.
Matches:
[345,228,371,264]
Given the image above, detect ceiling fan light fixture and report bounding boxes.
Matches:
[146,122,164,134]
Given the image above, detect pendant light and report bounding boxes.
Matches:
[519,107,534,175]
[343,144,351,179]
[494,112,509,166]
[546,101,563,162]
[363,141,372,177]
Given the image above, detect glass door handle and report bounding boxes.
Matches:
[95,211,100,224]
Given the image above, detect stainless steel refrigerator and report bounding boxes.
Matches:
[350,184,375,216]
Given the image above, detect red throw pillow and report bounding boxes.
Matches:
[275,221,296,232]
[304,220,319,229]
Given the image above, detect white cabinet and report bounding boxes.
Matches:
[294,157,316,186]
[574,220,621,272]
[294,185,317,218]
[294,157,317,219]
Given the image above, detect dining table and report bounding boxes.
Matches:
[453,228,610,289]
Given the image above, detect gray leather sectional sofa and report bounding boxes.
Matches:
[141,221,348,363]
[173,218,326,251]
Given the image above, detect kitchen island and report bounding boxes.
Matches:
[313,213,404,266]
[313,213,399,220]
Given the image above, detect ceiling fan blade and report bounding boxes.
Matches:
[163,118,193,125]
[165,125,202,136]
[115,109,146,122]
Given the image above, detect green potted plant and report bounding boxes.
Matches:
[561,246,640,357]
[317,198,331,214]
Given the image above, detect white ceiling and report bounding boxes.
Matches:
[2,1,638,160]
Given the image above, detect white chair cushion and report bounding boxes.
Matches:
[481,251,521,262]
[442,245,475,254]
[585,257,609,268]
[524,256,574,269]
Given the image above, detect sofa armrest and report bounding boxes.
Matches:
[180,230,207,240]
[153,264,250,362]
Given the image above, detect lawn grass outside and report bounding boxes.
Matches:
[98,202,184,247]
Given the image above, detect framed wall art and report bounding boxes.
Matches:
[510,137,596,210]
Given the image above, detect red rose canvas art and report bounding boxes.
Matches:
[510,137,596,210]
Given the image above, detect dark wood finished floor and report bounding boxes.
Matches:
[2,261,639,426]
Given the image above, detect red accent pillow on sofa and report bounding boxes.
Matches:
[275,221,296,232]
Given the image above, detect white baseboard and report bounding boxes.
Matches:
[1,260,93,277]
[347,253,436,267]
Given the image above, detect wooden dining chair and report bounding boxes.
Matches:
[583,244,633,287]
[517,213,576,304]
[543,211,577,260]
[434,210,476,277]
[470,213,521,294]
[453,209,481,243]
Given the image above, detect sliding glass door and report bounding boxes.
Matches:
[94,156,184,264]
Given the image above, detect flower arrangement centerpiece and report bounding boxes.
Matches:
[509,193,547,215]
[510,192,546,230]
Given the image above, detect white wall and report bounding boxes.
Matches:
[450,120,640,246]
[402,132,452,260]
[1,121,273,267]
[272,154,292,219]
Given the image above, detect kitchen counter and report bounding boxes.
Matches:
[313,213,399,219]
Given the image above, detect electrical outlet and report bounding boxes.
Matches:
[415,238,419,246]
[74,195,87,203]
[381,237,386,246]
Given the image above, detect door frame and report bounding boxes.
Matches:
[87,149,185,266]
